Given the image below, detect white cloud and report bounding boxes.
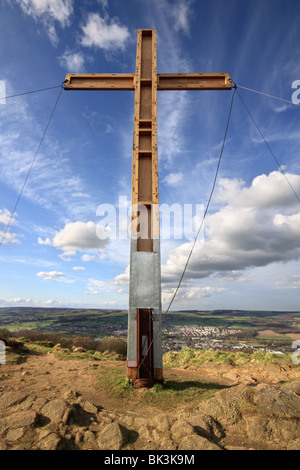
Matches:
[72,266,85,271]
[58,50,85,72]
[0,297,32,305]
[170,0,193,35]
[81,254,95,262]
[161,171,300,283]
[0,230,19,244]
[0,209,19,244]
[162,172,183,186]
[41,221,109,255]
[0,208,16,226]
[80,13,131,51]
[113,265,129,286]
[37,270,65,281]
[38,237,52,246]
[162,285,224,306]
[216,171,300,209]
[13,0,74,45]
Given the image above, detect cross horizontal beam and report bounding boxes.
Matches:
[64,73,135,90]
[64,72,232,91]
[157,73,231,90]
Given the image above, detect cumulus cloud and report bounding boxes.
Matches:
[215,171,300,209]
[58,50,85,72]
[162,172,183,186]
[72,266,85,271]
[37,271,65,281]
[162,171,300,283]
[80,13,131,52]
[13,0,74,45]
[39,221,109,256]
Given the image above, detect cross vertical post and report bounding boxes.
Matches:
[127,29,162,386]
[63,28,232,388]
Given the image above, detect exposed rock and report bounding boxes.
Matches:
[136,423,161,442]
[68,403,96,427]
[195,384,252,428]
[253,384,300,419]
[195,415,225,441]
[170,419,195,443]
[0,410,38,434]
[178,434,221,450]
[159,438,177,450]
[97,422,129,450]
[77,396,98,414]
[151,413,175,432]
[287,439,300,450]
[83,429,97,444]
[5,427,25,441]
[40,399,71,425]
[0,391,27,408]
[63,390,80,404]
[282,381,300,395]
[37,432,62,450]
[245,416,271,441]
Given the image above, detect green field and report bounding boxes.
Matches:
[0,307,299,340]
[0,307,128,334]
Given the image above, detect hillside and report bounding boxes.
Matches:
[0,335,299,451]
[1,307,299,354]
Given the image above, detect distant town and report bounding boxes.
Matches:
[1,307,299,354]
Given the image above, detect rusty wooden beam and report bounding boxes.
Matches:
[64,72,232,92]
[157,73,232,90]
[64,73,135,90]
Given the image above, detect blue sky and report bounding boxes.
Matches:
[0,0,300,311]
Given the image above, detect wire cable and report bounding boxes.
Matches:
[234,82,300,107]
[236,89,300,205]
[0,86,63,247]
[136,86,237,376]
[0,85,62,101]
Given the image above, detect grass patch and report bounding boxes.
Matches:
[163,347,289,368]
[98,367,134,399]
[97,365,226,410]
[141,379,226,409]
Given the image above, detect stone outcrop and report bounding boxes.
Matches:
[0,380,299,450]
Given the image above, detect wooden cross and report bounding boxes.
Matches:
[64,29,232,387]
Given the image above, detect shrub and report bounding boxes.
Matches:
[0,328,11,342]
[97,337,127,356]
[73,336,99,351]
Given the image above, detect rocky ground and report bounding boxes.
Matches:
[0,350,299,450]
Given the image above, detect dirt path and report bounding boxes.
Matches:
[1,353,127,412]
[1,350,299,416]
[1,351,300,450]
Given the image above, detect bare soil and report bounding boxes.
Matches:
[1,350,300,450]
